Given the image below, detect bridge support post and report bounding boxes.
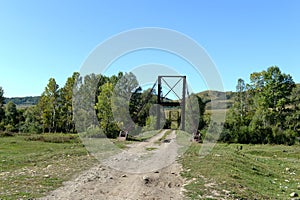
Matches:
[156,76,186,131]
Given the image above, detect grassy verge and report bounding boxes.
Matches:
[0,133,97,199]
[131,130,162,141]
[111,139,133,149]
[180,143,300,199]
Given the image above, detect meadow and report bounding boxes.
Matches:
[0,132,299,199]
[0,134,96,199]
[181,142,300,199]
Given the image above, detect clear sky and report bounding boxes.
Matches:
[0,0,299,97]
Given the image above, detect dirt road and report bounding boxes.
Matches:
[40,130,186,200]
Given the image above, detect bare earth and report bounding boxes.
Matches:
[40,130,186,200]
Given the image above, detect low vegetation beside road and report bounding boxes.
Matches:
[180,143,300,199]
[1,132,299,199]
[0,133,96,199]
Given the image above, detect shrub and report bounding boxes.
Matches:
[81,127,106,138]
[0,131,14,137]
[283,129,296,145]
[272,127,286,144]
[4,124,17,133]
[237,126,250,144]
[0,121,5,131]
[25,133,80,143]
[219,128,235,143]
[20,122,42,134]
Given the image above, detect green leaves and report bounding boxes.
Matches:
[223,66,298,144]
[95,82,119,138]
[0,86,5,126]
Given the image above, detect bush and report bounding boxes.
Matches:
[204,122,222,142]
[4,124,17,132]
[219,128,235,143]
[0,121,5,131]
[25,133,80,143]
[0,131,14,137]
[272,127,285,145]
[20,122,42,134]
[260,127,273,144]
[283,129,296,145]
[237,126,249,144]
[81,127,106,138]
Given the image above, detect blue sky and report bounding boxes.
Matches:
[0,0,299,97]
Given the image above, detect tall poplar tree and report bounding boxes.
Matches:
[0,87,5,130]
[59,72,79,132]
[39,78,59,133]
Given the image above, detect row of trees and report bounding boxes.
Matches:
[73,72,157,138]
[220,66,299,145]
[0,72,80,133]
[0,72,159,138]
[1,66,298,145]
[0,87,21,132]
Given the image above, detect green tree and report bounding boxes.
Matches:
[59,72,79,132]
[286,85,300,135]
[222,79,250,143]
[185,94,206,133]
[133,87,157,128]
[250,66,295,128]
[112,72,139,132]
[235,78,247,122]
[0,87,5,131]
[95,82,119,137]
[223,66,296,144]
[21,106,42,133]
[73,73,102,132]
[4,101,18,132]
[228,79,248,126]
[38,78,59,133]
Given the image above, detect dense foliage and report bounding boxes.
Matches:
[220,66,299,145]
[0,72,159,137]
[0,66,299,145]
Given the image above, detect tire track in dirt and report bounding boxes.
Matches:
[40,130,186,200]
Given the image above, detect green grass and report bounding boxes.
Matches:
[145,147,157,151]
[112,139,132,149]
[131,130,162,141]
[175,130,192,156]
[24,133,80,143]
[3,132,299,199]
[0,133,96,199]
[158,129,172,142]
[180,143,300,199]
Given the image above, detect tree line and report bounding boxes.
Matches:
[0,72,160,137]
[0,66,299,145]
[220,66,299,145]
[0,72,79,134]
[4,96,39,106]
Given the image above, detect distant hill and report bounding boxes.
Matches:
[4,96,40,107]
[4,83,298,109]
[197,83,300,110]
[196,90,235,110]
[3,91,232,109]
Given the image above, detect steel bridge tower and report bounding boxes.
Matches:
[156,75,186,130]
